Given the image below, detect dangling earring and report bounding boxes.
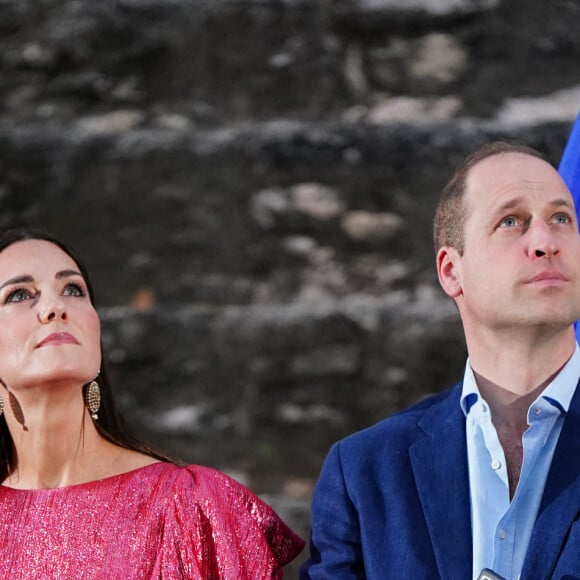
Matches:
[85,380,101,420]
[9,392,27,431]
[0,395,3,417]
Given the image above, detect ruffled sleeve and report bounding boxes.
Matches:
[160,464,304,579]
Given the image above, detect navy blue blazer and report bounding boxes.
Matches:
[301,381,580,579]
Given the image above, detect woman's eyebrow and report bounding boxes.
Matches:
[55,269,82,280]
[0,270,82,291]
[0,274,33,290]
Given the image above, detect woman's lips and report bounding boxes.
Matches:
[37,332,79,347]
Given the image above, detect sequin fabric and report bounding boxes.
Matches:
[0,463,304,579]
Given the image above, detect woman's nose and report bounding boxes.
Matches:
[38,299,67,323]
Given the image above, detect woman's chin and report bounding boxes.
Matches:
[9,373,90,391]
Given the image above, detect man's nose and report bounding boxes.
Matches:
[527,220,559,259]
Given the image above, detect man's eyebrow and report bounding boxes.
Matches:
[492,196,575,217]
[548,198,576,211]
[494,197,524,213]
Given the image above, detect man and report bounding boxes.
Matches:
[301,142,580,579]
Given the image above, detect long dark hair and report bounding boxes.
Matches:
[0,228,172,481]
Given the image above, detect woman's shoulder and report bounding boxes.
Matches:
[123,462,262,510]
[130,462,239,490]
[159,463,269,512]
[157,463,305,570]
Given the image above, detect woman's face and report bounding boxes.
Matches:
[0,239,101,391]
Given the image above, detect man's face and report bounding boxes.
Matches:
[439,152,580,334]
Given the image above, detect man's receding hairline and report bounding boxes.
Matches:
[462,149,556,206]
[433,140,548,255]
[466,149,551,176]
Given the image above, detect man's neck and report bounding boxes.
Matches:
[466,327,576,498]
[473,370,550,432]
[466,325,576,398]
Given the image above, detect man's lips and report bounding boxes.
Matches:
[37,332,79,347]
[526,271,568,285]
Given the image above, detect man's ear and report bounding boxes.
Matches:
[437,246,463,298]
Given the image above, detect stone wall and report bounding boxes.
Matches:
[2,0,580,572]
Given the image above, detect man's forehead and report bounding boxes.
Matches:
[464,152,573,210]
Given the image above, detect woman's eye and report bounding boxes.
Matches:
[5,288,33,304]
[63,282,86,297]
[500,216,518,228]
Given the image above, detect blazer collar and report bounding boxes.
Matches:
[410,383,473,580]
[521,378,580,579]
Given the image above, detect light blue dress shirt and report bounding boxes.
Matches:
[460,344,580,580]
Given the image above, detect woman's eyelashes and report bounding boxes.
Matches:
[3,281,87,305]
[4,287,36,304]
[62,282,86,297]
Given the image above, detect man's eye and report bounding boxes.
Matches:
[553,213,570,224]
[63,283,85,297]
[500,216,518,228]
[5,288,33,304]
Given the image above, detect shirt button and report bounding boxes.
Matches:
[491,459,501,470]
[499,529,507,540]
[533,407,541,415]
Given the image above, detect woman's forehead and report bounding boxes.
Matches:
[0,240,80,276]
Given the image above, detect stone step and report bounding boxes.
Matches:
[1,0,579,123]
[2,0,580,555]
[98,291,457,485]
[0,118,573,307]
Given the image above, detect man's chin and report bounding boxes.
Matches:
[520,317,578,333]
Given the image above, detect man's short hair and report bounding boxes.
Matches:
[433,141,545,255]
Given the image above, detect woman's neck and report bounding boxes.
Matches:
[1,382,135,489]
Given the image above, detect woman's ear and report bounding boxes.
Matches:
[437,246,463,298]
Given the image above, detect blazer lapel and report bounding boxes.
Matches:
[409,384,473,580]
[521,379,580,579]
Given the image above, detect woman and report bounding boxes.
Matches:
[0,228,304,578]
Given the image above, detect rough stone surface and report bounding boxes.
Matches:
[1,0,580,571]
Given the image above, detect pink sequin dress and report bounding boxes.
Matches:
[0,462,304,579]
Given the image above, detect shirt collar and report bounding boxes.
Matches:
[460,342,580,417]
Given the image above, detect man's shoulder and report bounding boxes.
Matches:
[336,383,461,458]
[313,383,464,505]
